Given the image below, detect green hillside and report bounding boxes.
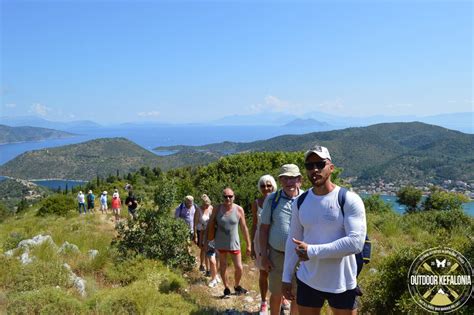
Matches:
[0,138,165,181]
[155,122,474,185]
[0,125,75,144]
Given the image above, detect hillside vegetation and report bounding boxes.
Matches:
[0,138,165,180]
[0,124,75,144]
[156,122,474,185]
[0,151,472,314]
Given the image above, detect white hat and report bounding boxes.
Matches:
[103,191,107,194]
[88,190,92,194]
[278,164,301,177]
[305,145,332,161]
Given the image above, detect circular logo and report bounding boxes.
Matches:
[407,247,473,313]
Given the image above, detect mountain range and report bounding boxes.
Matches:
[155,122,474,185]
[0,124,75,144]
[0,122,472,185]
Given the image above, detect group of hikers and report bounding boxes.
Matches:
[175,145,368,315]
[76,184,138,221]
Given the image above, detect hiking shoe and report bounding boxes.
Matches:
[234,285,248,295]
[208,279,218,288]
[222,287,231,299]
[259,302,268,315]
[205,270,211,277]
[199,265,205,272]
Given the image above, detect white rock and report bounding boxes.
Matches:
[63,263,86,296]
[243,296,254,303]
[369,268,378,274]
[4,249,14,257]
[20,250,33,265]
[88,249,99,259]
[58,241,80,254]
[18,234,56,249]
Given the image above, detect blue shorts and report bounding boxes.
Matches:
[296,277,358,310]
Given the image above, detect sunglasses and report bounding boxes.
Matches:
[304,160,327,170]
[223,195,234,199]
[260,184,273,188]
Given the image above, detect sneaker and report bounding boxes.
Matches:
[259,302,268,315]
[234,285,248,295]
[216,276,221,283]
[222,287,231,299]
[208,279,218,288]
[199,265,205,272]
[205,270,211,277]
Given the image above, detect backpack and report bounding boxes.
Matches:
[296,187,371,276]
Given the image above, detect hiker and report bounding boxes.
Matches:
[251,174,281,314]
[111,193,121,221]
[100,191,108,214]
[282,145,367,315]
[87,190,95,213]
[260,164,303,315]
[207,187,251,298]
[206,239,221,288]
[175,195,196,240]
[77,191,87,214]
[194,194,213,275]
[112,188,120,199]
[125,191,139,220]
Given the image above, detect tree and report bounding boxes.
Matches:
[363,194,393,213]
[397,186,422,213]
[154,176,178,212]
[423,186,469,211]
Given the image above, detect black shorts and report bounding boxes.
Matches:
[296,277,358,310]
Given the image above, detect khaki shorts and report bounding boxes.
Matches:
[268,247,286,294]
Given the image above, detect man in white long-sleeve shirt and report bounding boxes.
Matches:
[282,145,366,315]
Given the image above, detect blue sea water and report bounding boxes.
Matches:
[0,124,321,165]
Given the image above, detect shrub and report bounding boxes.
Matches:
[363,194,393,213]
[90,280,196,314]
[7,287,85,315]
[423,187,469,211]
[37,194,76,216]
[2,231,27,251]
[113,208,195,271]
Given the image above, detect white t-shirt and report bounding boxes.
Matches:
[282,186,366,293]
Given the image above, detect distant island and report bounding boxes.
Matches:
[283,118,332,128]
[0,124,76,144]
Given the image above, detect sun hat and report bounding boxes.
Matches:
[103,191,107,194]
[278,164,301,177]
[304,145,332,161]
[88,190,92,194]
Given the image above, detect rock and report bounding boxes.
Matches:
[58,241,80,254]
[20,249,33,265]
[4,249,14,257]
[369,267,378,274]
[63,263,87,296]
[88,249,99,259]
[243,296,254,303]
[18,234,56,249]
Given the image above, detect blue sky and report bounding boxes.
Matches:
[1,0,472,124]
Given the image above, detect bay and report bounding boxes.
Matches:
[0,124,322,165]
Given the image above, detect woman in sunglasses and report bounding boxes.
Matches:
[208,187,251,299]
[251,175,278,314]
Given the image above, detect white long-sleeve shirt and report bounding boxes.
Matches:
[282,186,366,293]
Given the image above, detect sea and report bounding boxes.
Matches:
[0,124,473,216]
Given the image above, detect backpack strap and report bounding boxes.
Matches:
[296,190,310,210]
[338,187,348,216]
[270,190,282,222]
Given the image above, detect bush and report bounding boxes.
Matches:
[37,194,76,216]
[113,208,195,271]
[7,287,85,314]
[90,280,196,314]
[363,194,393,213]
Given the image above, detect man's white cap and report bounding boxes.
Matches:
[304,145,332,161]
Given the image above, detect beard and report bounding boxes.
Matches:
[309,172,330,187]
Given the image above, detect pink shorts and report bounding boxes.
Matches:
[218,249,241,255]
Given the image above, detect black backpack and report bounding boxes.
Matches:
[296,187,371,276]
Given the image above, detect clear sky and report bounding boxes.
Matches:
[1,0,472,124]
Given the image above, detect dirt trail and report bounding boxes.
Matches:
[186,246,291,315]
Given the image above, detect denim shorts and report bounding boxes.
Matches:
[296,277,358,310]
